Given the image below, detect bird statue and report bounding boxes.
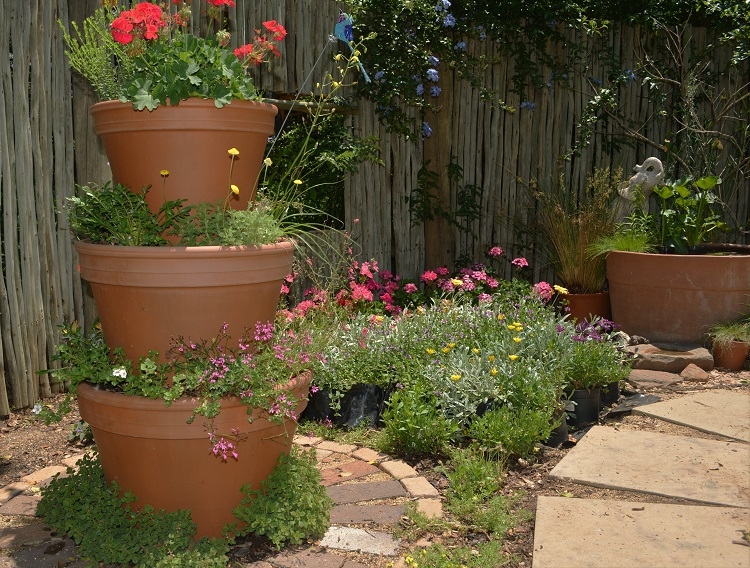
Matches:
[334,12,371,83]
[614,157,665,222]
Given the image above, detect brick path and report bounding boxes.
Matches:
[0,436,442,567]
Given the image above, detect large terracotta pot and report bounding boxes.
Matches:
[75,240,295,364]
[712,341,749,371]
[77,373,311,539]
[90,99,278,213]
[607,251,750,343]
[565,291,611,323]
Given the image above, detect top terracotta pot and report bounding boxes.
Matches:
[90,99,278,214]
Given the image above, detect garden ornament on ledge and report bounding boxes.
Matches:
[614,157,665,222]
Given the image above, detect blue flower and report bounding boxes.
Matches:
[626,69,636,82]
[434,0,451,10]
[374,70,385,81]
[422,121,433,138]
[426,68,439,82]
[443,14,456,28]
[591,77,602,85]
[416,83,424,95]
[427,55,440,67]
[430,85,441,97]
[519,100,536,110]
[454,41,467,51]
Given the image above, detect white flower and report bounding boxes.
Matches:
[32,403,42,415]
[112,368,128,379]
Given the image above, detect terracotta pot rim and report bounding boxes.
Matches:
[609,250,750,260]
[74,238,295,257]
[90,98,278,112]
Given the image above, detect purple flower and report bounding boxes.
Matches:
[427,55,440,67]
[454,41,466,51]
[443,14,456,28]
[426,68,439,82]
[374,70,384,81]
[416,83,424,95]
[422,121,433,138]
[430,85,441,97]
[519,101,536,111]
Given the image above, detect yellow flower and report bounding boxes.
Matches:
[426,348,436,355]
[509,354,519,361]
[442,347,450,353]
[350,55,359,63]
[448,343,456,348]
[451,374,461,381]
[353,49,361,57]
[293,179,303,185]
[160,169,169,176]
[451,278,463,287]
[554,284,569,295]
[490,368,498,376]
[512,321,522,327]
[497,313,505,321]
[228,148,239,156]
[472,348,480,354]
[507,325,515,331]
[488,354,495,362]
[335,54,343,61]
[263,157,273,166]
[513,337,522,343]
[230,184,240,195]
[375,315,384,323]
[332,81,341,88]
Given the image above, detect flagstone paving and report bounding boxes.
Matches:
[632,389,750,442]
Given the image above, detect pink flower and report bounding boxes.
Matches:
[478,293,492,302]
[512,257,529,268]
[404,283,418,293]
[435,267,449,276]
[533,281,554,302]
[350,282,373,302]
[380,292,393,304]
[488,246,503,257]
[421,270,438,283]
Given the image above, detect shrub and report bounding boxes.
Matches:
[468,406,553,462]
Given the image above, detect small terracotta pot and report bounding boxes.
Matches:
[77,372,311,539]
[565,291,611,323]
[712,341,749,371]
[90,99,278,213]
[75,241,295,364]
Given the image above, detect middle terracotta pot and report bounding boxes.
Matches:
[75,240,295,364]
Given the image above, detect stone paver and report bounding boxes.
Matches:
[0,484,28,505]
[351,447,386,463]
[326,480,407,505]
[0,523,54,549]
[628,344,714,373]
[379,460,418,480]
[266,548,350,567]
[316,441,357,454]
[532,496,750,568]
[320,526,400,556]
[550,426,750,507]
[627,369,682,389]
[320,460,381,486]
[416,499,443,519]
[0,495,40,517]
[19,466,67,485]
[401,477,439,498]
[60,454,86,469]
[293,435,323,447]
[633,390,750,443]
[330,503,405,525]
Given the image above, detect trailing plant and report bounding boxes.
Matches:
[37,451,229,567]
[231,447,332,549]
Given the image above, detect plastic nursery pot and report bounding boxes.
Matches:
[544,414,569,447]
[77,372,311,539]
[566,387,601,428]
[600,381,621,406]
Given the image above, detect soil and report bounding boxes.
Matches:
[1,368,748,566]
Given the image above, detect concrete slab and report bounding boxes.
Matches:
[532,496,750,568]
[320,526,400,555]
[549,426,750,507]
[633,390,750,442]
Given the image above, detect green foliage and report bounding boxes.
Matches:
[563,338,631,390]
[232,447,332,549]
[37,451,228,567]
[379,385,459,459]
[708,315,750,348]
[67,182,189,246]
[531,168,623,293]
[469,406,553,461]
[404,540,515,568]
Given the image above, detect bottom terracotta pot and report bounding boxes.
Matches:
[77,373,311,539]
[565,291,611,323]
[712,341,749,371]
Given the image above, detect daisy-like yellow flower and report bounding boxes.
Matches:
[512,321,522,328]
[263,157,273,166]
[488,354,495,362]
[472,348,480,354]
[448,343,456,348]
[442,347,450,353]
[230,184,240,195]
[426,348,436,355]
[374,315,384,323]
[554,284,569,295]
[508,354,519,361]
[513,337,522,343]
[450,374,461,381]
[293,179,303,185]
[228,148,239,156]
[490,368,498,376]
[507,325,516,331]
[160,169,169,176]
[451,278,463,287]
[497,314,505,321]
